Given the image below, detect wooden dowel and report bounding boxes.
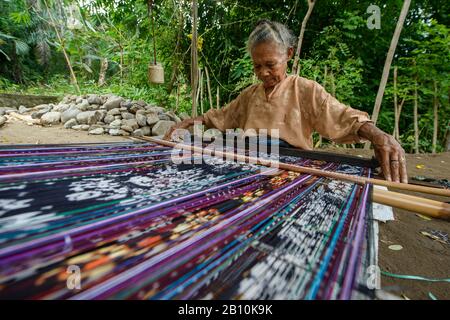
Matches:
[132,136,450,220]
[142,136,450,198]
[373,189,450,220]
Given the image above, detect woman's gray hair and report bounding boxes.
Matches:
[247,20,296,54]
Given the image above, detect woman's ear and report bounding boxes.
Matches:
[287,47,294,60]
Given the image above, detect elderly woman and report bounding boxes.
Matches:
[164,20,407,183]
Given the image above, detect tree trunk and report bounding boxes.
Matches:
[216,86,220,109]
[292,0,316,75]
[365,0,411,149]
[98,58,108,86]
[393,66,399,140]
[191,0,199,117]
[414,78,419,154]
[432,80,438,154]
[205,66,213,111]
[43,0,80,94]
[167,8,184,95]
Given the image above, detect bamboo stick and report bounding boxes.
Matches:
[140,136,450,197]
[373,189,449,220]
[134,136,450,219]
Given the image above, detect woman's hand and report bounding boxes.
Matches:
[163,119,193,141]
[358,122,408,183]
[162,115,205,141]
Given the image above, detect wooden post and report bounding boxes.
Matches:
[292,0,316,75]
[191,0,199,117]
[216,86,220,109]
[432,80,438,154]
[205,66,213,111]
[393,66,399,140]
[414,75,419,154]
[365,0,411,149]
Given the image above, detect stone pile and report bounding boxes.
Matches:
[0,94,192,137]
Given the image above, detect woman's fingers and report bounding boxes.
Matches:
[390,152,400,183]
[379,149,392,181]
[399,153,408,183]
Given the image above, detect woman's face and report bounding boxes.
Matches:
[251,41,293,89]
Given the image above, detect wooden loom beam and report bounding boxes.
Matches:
[134,136,450,220]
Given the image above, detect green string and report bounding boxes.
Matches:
[381,270,450,283]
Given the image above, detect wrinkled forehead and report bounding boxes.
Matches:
[250,41,286,63]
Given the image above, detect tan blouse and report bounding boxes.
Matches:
[203,75,372,150]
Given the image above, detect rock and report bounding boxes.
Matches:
[109,119,122,129]
[122,119,139,132]
[87,94,103,105]
[18,105,29,114]
[77,99,90,111]
[75,97,83,104]
[166,111,181,123]
[64,118,78,129]
[107,108,120,116]
[141,126,151,136]
[120,100,133,109]
[5,108,18,115]
[97,110,106,122]
[0,107,7,116]
[179,112,190,121]
[53,103,70,113]
[31,108,50,119]
[146,106,165,113]
[146,112,160,126]
[158,114,171,121]
[135,100,147,107]
[151,120,175,136]
[89,127,104,135]
[72,124,90,131]
[40,111,61,125]
[136,109,146,115]
[121,125,134,133]
[121,112,134,120]
[109,128,129,136]
[132,129,144,136]
[130,104,144,114]
[76,111,100,125]
[136,113,147,127]
[104,96,123,111]
[103,115,115,124]
[61,107,81,123]
[0,116,6,127]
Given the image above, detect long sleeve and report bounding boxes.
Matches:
[307,81,372,144]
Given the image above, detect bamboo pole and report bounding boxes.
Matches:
[373,189,449,220]
[365,0,411,149]
[141,136,450,197]
[292,0,316,75]
[191,0,199,117]
[136,136,450,220]
[216,86,220,109]
[205,66,213,110]
[432,80,438,154]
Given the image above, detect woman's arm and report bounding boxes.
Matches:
[358,122,408,183]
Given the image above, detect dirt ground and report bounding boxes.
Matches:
[1,118,449,300]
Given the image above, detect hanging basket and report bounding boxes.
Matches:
[148,63,165,84]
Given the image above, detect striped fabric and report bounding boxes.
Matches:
[0,142,375,299]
